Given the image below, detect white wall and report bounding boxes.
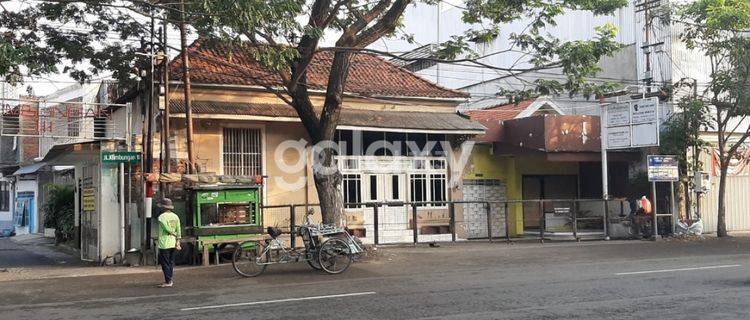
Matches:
[633,3,713,93]
[98,163,121,260]
[375,1,637,90]
[38,82,106,158]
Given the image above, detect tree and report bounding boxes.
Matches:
[678,0,750,237]
[659,86,710,220]
[2,0,628,226]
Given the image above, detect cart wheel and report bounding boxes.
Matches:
[318,238,352,274]
[306,250,322,270]
[232,241,268,277]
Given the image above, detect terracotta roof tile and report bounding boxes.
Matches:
[170,40,469,99]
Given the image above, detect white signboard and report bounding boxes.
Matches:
[606,126,631,149]
[648,155,679,182]
[607,104,630,127]
[632,122,659,147]
[604,97,660,150]
[631,99,657,124]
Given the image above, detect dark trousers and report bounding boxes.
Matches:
[158,248,176,283]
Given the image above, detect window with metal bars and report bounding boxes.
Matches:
[223,128,262,177]
[0,181,9,211]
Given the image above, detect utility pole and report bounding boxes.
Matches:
[636,0,663,92]
[436,2,440,85]
[179,0,196,174]
[146,10,156,174]
[162,21,171,175]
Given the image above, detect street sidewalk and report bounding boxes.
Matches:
[0,231,740,282]
[0,235,156,282]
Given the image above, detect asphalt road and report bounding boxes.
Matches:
[1,237,750,319]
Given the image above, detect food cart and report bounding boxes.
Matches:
[183,184,264,265]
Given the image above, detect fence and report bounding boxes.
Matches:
[260,198,660,247]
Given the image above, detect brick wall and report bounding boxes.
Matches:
[20,136,39,162]
[462,179,506,238]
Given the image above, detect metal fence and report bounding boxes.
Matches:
[260,198,670,247]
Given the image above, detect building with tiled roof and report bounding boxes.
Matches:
[115,39,485,245]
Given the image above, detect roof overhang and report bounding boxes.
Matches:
[12,162,48,176]
[168,100,485,134]
[42,140,103,165]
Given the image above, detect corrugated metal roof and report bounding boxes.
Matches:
[169,100,297,118]
[169,100,485,132]
[13,162,48,175]
[390,44,439,67]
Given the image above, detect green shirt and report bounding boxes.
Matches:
[158,211,181,249]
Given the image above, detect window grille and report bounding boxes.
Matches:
[343,174,362,208]
[223,128,262,176]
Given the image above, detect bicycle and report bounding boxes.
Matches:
[232,224,362,277]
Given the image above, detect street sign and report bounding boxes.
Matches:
[82,188,96,211]
[647,155,679,182]
[101,151,141,164]
[604,97,660,150]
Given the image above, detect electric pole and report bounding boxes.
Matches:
[179,0,196,174]
[636,0,663,92]
[162,21,171,175]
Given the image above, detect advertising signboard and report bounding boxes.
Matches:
[647,155,679,182]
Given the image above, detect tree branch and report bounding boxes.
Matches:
[353,0,409,47]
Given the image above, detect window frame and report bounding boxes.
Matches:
[343,174,362,208]
[0,181,9,212]
[221,126,264,177]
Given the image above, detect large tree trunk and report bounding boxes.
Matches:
[680,179,690,220]
[716,163,729,237]
[309,51,353,226]
[314,148,345,226]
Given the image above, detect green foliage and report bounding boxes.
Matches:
[0,1,147,85]
[677,0,750,236]
[659,96,711,174]
[42,184,75,241]
[1,0,629,99]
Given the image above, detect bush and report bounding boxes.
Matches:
[43,184,75,244]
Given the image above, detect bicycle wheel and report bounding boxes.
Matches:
[306,250,322,270]
[232,241,268,277]
[318,238,352,274]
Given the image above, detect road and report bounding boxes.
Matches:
[1,237,750,319]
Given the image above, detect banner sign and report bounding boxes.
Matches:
[647,155,679,182]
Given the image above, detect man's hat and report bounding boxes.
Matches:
[157,198,174,210]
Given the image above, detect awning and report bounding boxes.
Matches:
[13,162,48,176]
[169,100,485,134]
[42,140,102,165]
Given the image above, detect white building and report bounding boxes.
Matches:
[379,1,639,109]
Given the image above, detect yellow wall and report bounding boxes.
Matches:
[463,144,580,236]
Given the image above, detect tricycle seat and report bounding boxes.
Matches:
[267,227,283,239]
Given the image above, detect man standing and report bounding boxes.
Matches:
[157,198,181,288]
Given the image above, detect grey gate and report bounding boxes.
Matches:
[80,165,99,261]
